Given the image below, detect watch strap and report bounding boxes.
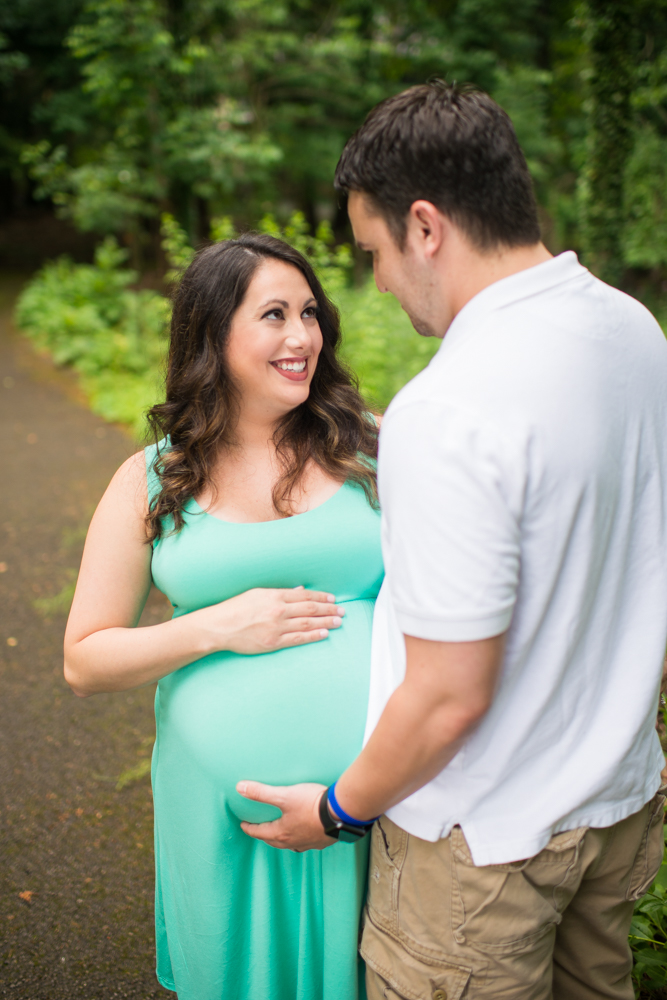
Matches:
[318,787,374,842]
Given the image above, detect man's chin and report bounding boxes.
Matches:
[407,314,438,338]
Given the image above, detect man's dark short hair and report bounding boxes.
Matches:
[334,81,541,251]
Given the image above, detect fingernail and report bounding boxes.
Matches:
[332,616,342,627]
[327,594,336,603]
[319,629,329,638]
[237,781,247,796]
[336,607,345,616]
[294,585,304,590]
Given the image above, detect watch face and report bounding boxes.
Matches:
[338,827,365,844]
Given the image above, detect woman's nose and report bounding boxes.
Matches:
[284,320,311,349]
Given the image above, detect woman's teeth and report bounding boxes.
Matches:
[276,361,306,371]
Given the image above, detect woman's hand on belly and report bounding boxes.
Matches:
[194,586,345,656]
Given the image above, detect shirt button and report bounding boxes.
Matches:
[433,990,448,1000]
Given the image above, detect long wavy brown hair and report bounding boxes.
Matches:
[145,232,378,541]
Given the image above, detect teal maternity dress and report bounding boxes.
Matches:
[145,443,384,1000]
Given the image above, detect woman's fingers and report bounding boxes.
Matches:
[285,600,345,620]
[291,616,342,632]
[283,587,337,605]
[278,629,331,647]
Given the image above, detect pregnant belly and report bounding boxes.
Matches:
[154,599,373,823]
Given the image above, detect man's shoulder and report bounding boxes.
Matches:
[385,259,667,437]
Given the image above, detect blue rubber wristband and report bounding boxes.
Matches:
[327,782,380,827]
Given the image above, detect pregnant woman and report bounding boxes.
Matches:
[64,233,383,1000]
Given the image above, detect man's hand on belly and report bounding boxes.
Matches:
[237,781,334,851]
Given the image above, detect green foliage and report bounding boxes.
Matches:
[32,569,78,618]
[1,0,666,286]
[631,824,667,996]
[624,125,667,270]
[115,757,151,791]
[19,0,281,238]
[160,208,354,296]
[160,212,195,284]
[0,3,582,249]
[0,30,28,85]
[580,0,641,284]
[14,237,169,434]
[256,211,354,297]
[337,279,440,410]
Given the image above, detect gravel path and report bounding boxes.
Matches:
[0,280,174,999]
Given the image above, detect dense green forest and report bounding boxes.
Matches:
[1,0,667,287]
[3,0,667,436]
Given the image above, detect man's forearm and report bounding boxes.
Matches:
[332,681,474,821]
[332,633,503,822]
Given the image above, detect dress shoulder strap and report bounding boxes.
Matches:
[144,437,170,507]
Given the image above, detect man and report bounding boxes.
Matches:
[238,82,667,999]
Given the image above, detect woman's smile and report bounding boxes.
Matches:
[270,356,309,381]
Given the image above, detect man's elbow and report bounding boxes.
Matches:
[437,696,492,743]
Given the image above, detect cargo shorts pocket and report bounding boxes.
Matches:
[367,816,409,936]
[362,912,472,1000]
[450,825,587,955]
[626,787,666,901]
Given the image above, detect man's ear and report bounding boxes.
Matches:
[406,200,447,260]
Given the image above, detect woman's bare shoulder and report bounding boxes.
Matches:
[100,449,149,518]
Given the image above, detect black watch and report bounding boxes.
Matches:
[318,788,374,843]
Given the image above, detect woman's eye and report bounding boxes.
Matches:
[263,309,284,320]
[302,306,317,319]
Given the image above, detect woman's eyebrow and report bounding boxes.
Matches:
[258,296,317,310]
[259,298,289,309]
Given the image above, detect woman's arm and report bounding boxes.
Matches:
[64,452,344,698]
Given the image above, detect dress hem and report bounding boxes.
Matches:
[157,973,177,992]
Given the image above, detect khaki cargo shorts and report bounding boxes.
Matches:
[361,788,666,1000]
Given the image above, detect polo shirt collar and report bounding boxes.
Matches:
[438,251,587,354]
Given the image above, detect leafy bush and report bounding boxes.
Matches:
[15,237,169,434]
[338,280,439,409]
[624,125,667,270]
[631,820,667,997]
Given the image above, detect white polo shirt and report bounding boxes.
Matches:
[365,251,667,866]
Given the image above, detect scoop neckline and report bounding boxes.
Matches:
[188,480,348,526]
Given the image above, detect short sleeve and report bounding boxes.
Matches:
[378,399,523,642]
